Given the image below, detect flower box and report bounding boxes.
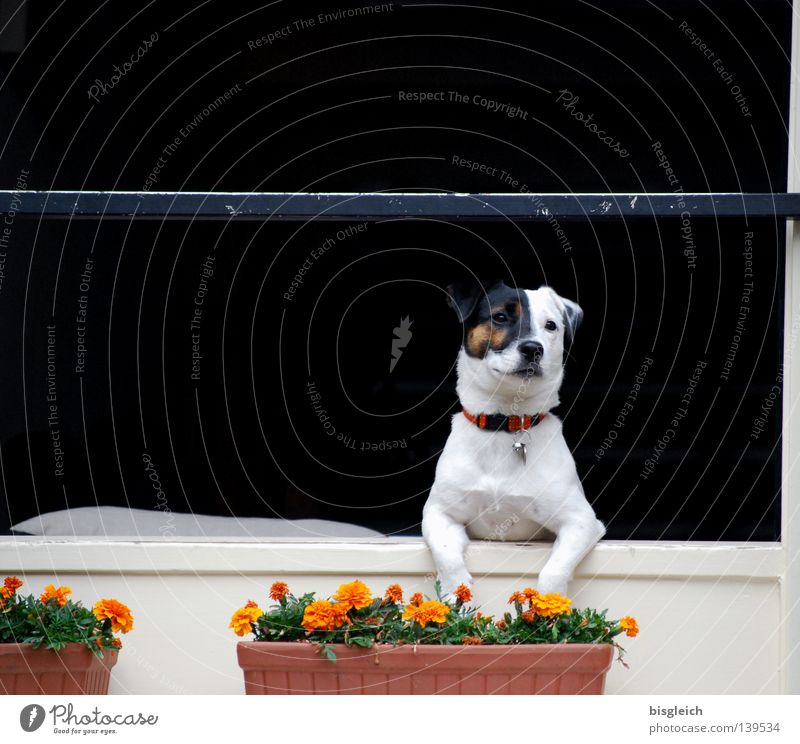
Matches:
[1,575,133,695]
[237,640,614,695]
[231,580,637,695]
[0,642,118,694]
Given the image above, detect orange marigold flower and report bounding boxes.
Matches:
[521,609,538,623]
[94,636,122,650]
[531,593,572,618]
[40,584,72,607]
[93,599,134,634]
[4,576,23,593]
[245,600,259,608]
[269,582,289,601]
[229,605,263,636]
[409,592,424,607]
[302,600,333,630]
[384,584,403,604]
[462,635,482,645]
[330,602,352,628]
[333,580,373,610]
[522,587,540,604]
[495,619,508,630]
[620,616,639,638]
[302,600,350,631]
[402,600,450,628]
[0,586,13,601]
[508,591,527,605]
[453,584,472,604]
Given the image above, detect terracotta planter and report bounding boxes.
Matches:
[237,641,614,694]
[0,643,118,694]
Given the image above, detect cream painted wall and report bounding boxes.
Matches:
[780,0,800,695]
[0,539,782,694]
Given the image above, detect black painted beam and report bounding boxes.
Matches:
[1,191,799,220]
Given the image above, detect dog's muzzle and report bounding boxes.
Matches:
[513,340,543,376]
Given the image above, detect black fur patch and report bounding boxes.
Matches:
[448,280,531,358]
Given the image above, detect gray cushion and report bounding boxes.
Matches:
[11,506,383,538]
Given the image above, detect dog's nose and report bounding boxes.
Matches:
[518,340,544,362]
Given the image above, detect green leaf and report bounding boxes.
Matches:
[347,636,374,648]
[320,644,337,662]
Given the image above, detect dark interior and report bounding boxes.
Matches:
[0,0,791,539]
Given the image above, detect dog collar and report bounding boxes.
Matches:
[462,408,546,433]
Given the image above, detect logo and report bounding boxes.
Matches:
[389,316,413,373]
[20,704,45,732]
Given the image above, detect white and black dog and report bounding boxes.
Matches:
[422,279,604,598]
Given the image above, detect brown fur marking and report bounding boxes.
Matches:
[466,301,521,357]
[467,323,491,357]
[490,326,509,350]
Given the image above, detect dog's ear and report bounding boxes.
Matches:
[561,297,583,349]
[445,278,501,323]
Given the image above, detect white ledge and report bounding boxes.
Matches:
[0,538,781,581]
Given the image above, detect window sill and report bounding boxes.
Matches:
[0,538,781,581]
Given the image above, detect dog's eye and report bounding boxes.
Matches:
[545,320,557,331]
[492,312,508,323]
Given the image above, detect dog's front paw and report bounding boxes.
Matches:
[536,573,569,596]
[437,571,473,601]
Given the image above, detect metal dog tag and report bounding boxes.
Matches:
[512,441,527,465]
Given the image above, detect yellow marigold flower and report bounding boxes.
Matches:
[453,584,472,604]
[269,582,289,601]
[384,584,403,603]
[229,605,262,636]
[93,599,134,634]
[4,576,23,593]
[462,635,482,645]
[40,584,72,607]
[402,600,450,628]
[531,593,572,618]
[620,616,639,637]
[409,592,424,607]
[333,580,373,610]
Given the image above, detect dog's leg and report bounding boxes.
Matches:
[537,511,605,596]
[422,503,472,598]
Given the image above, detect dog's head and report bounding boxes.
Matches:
[447,279,582,409]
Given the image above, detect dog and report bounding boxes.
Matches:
[422,279,604,598]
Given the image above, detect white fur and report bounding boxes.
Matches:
[422,286,604,597]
